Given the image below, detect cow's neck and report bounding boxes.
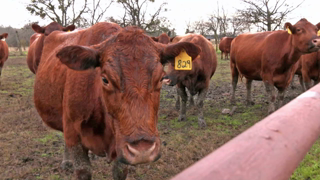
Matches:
[286,35,303,66]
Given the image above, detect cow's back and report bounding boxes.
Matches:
[231,31,274,80]
[0,40,9,64]
[27,34,45,74]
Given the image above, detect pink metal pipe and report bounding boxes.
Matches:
[171,84,320,180]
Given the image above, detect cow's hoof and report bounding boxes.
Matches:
[75,169,92,180]
[60,160,73,171]
[178,115,186,121]
[198,118,207,128]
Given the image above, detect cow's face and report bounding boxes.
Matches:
[151,33,170,44]
[56,27,201,165]
[32,22,75,36]
[285,18,320,53]
[0,33,8,40]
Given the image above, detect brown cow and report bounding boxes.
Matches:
[219,37,234,60]
[0,33,9,86]
[33,22,201,179]
[162,34,217,128]
[292,51,320,91]
[27,22,75,74]
[230,18,320,114]
[151,32,171,44]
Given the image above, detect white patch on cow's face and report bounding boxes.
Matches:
[1,38,5,41]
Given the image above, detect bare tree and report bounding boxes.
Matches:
[238,0,304,31]
[218,7,228,37]
[89,0,114,25]
[230,14,252,35]
[206,14,221,51]
[193,20,208,35]
[26,0,89,26]
[185,21,195,34]
[110,0,169,33]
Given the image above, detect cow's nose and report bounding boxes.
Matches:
[120,137,160,165]
[312,38,320,47]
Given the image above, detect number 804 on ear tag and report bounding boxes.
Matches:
[175,49,192,70]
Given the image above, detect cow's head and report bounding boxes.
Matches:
[32,22,75,36]
[285,18,320,53]
[0,33,8,40]
[56,27,201,165]
[151,33,170,44]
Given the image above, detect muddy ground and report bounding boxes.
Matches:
[0,56,319,180]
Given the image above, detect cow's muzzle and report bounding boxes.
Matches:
[118,137,161,165]
[162,75,177,86]
[309,38,320,52]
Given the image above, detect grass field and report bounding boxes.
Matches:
[0,53,319,180]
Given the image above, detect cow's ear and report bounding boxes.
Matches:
[32,24,45,33]
[63,24,76,32]
[316,23,320,31]
[160,42,201,65]
[284,22,296,34]
[0,33,8,39]
[56,45,100,71]
[151,37,159,42]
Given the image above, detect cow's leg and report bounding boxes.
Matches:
[221,51,223,60]
[64,118,91,179]
[298,75,306,92]
[246,79,254,106]
[112,160,129,180]
[277,89,286,109]
[303,76,312,90]
[230,62,239,105]
[175,88,180,110]
[314,79,319,86]
[177,85,187,121]
[60,142,73,170]
[197,88,208,128]
[0,63,3,86]
[0,66,2,86]
[302,69,312,90]
[225,53,228,60]
[264,82,276,114]
[69,144,91,180]
[290,75,295,89]
[189,95,195,107]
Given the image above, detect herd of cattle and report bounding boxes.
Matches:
[0,18,319,179]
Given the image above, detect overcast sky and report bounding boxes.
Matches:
[1,0,319,35]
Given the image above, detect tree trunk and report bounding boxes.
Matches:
[15,31,23,56]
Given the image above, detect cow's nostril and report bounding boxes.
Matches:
[312,39,318,43]
[127,142,156,156]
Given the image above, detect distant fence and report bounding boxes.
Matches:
[171,84,320,180]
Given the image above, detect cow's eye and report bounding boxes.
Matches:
[102,77,109,84]
[296,28,301,32]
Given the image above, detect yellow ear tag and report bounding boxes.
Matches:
[67,30,71,32]
[175,49,192,70]
[286,27,292,35]
[318,30,320,36]
[1,38,5,41]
